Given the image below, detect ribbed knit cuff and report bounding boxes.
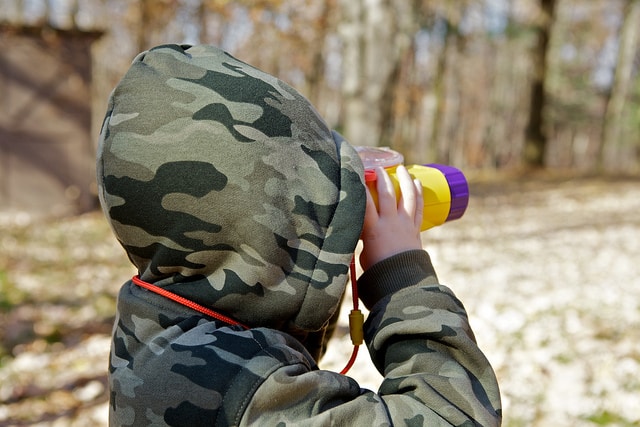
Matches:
[357,250,438,310]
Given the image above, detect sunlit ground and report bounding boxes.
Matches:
[1,175,639,426]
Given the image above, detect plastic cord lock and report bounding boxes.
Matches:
[348,310,364,346]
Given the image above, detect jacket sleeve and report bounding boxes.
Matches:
[240,250,502,426]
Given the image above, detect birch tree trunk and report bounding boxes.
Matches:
[338,0,414,147]
[600,0,640,172]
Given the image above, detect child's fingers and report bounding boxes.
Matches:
[375,167,397,215]
[396,165,417,220]
[362,185,379,230]
[413,178,424,229]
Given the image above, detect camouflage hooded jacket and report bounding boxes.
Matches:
[97,44,502,426]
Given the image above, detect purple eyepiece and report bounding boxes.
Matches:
[425,164,469,221]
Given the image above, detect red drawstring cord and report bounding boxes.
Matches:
[131,275,250,329]
[340,257,363,375]
[131,257,363,375]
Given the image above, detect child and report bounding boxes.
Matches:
[97,44,501,426]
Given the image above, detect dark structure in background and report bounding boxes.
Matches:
[0,25,102,217]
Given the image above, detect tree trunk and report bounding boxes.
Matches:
[600,0,640,172]
[338,0,413,147]
[523,0,557,168]
[430,18,452,164]
[304,0,331,109]
[137,0,151,53]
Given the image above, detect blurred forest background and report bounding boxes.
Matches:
[1,1,640,426]
[3,0,640,174]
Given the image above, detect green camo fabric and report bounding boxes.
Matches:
[98,44,501,426]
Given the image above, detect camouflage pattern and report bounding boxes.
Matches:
[98,44,501,426]
[246,252,501,426]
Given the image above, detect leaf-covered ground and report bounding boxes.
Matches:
[1,175,639,426]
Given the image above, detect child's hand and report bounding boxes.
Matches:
[359,165,424,271]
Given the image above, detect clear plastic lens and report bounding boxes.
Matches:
[354,146,404,170]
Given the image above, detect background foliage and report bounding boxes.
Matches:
[3,0,639,173]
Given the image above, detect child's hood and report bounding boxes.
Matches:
[97,44,366,335]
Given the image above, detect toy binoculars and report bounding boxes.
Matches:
[356,146,469,231]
